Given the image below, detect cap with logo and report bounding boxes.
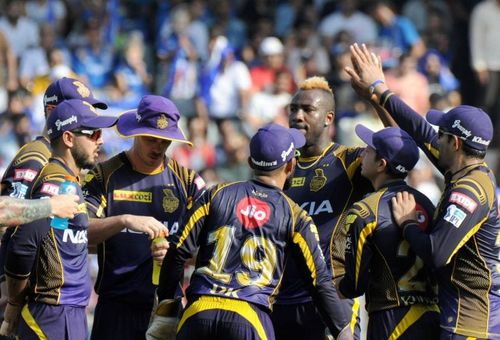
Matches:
[46,99,118,140]
[250,123,306,171]
[116,95,192,145]
[426,105,493,151]
[355,125,419,175]
[43,77,108,110]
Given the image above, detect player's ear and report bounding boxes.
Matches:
[247,157,255,170]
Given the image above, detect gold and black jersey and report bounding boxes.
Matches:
[82,152,205,307]
[338,181,437,313]
[383,93,500,338]
[278,142,372,304]
[5,158,90,306]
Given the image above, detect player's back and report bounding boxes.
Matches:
[184,179,315,310]
[343,181,437,313]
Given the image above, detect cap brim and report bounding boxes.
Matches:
[426,109,445,127]
[116,110,192,146]
[83,116,118,129]
[355,124,376,149]
[288,128,306,149]
[86,97,108,110]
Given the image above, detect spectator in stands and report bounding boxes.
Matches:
[370,0,425,68]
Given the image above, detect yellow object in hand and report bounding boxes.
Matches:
[152,237,164,285]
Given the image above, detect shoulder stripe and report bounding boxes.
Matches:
[177,203,210,248]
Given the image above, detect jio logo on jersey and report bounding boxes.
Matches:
[236,197,271,229]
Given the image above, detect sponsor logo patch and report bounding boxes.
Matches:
[14,169,38,182]
[443,204,467,228]
[9,182,29,198]
[236,197,271,229]
[415,203,430,230]
[113,190,152,203]
[449,192,477,213]
[41,183,60,196]
[194,176,206,190]
[291,177,305,187]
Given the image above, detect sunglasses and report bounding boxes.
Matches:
[437,129,466,141]
[72,129,102,141]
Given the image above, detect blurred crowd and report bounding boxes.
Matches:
[0,0,499,185]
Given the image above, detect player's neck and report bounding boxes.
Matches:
[300,139,333,158]
[52,153,80,178]
[448,156,484,181]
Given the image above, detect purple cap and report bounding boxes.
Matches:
[43,77,108,110]
[47,99,118,140]
[355,125,419,175]
[426,105,493,151]
[250,123,306,170]
[116,95,191,145]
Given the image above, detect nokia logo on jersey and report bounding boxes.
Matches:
[236,197,270,229]
[62,229,88,244]
[300,200,333,216]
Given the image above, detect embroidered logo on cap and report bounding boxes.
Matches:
[157,114,168,129]
[73,81,90,98]
[452,120,471,138]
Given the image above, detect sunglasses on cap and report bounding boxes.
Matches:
[71,129,103,141]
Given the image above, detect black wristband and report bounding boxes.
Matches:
[379,90,394,107]
[400,220,418,237]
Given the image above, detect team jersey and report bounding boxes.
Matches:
[0,136,51,199]
[4,158,91,306]
[382,92,500,338]
[158,180,348,334]
[338,181,438,313]
[83,152,205,307]
[277,142,372,304]
[0,136,51,281]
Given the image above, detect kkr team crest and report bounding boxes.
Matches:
[73,81,91,98]
[310,168,327,192]
[157,114,168,129]
[163,188,179,213]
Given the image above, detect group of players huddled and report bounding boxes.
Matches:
[0,43,498,340]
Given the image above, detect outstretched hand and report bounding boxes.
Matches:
[345,43,387,101]
[391,191,417,227]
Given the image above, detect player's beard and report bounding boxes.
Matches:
[71,145,97,170]
[283,172,293,190]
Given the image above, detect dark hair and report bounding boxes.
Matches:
[462,144,486,159]
[374,152,407,179]
[444,133,487,159]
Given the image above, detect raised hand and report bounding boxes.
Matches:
[345,43,387,101]
[391,191,417,227]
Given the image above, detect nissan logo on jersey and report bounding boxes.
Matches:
[236,197,271,229]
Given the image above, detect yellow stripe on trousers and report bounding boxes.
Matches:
[21,304,48,340]
[177,296,268,340]
[388,304,440,340]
